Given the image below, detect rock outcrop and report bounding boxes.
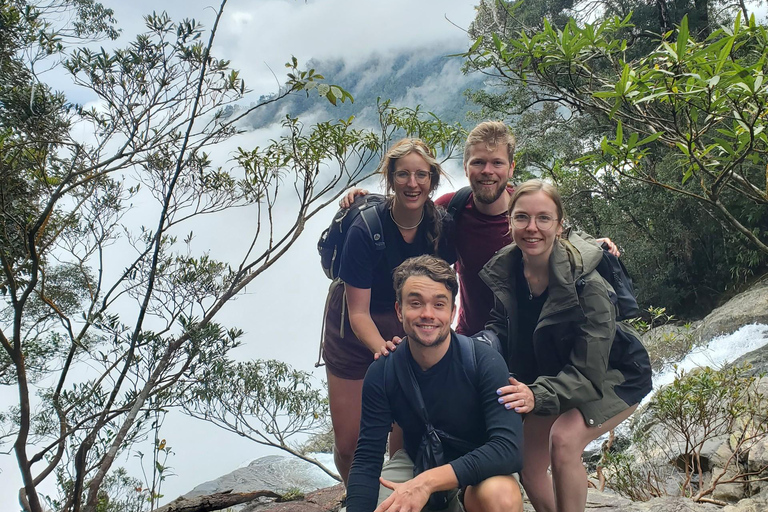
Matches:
[185,455,338,499]
[731,333,768,374]
[251,487,721,512]
[694,277,768,344]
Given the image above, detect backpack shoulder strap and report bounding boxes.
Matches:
[391,340,430,423]
[455,333,478,386]
[393,337,480,459]
[446,186,472,222]
[360,204,385,251]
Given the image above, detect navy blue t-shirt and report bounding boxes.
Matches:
[338,203,455,312]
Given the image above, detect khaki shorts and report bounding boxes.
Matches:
[376,450,522,512]
[321,279,405,380]
[376,450,464,512]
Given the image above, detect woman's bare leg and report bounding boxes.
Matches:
[519,414,557,512]
[326,368,364,486]
[549,405,638,512]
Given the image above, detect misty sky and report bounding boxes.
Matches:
[0,1,478,509]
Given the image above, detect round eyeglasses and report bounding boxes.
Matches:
[510,213,558,230]
[393,170,432,185]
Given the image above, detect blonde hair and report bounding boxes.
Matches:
[380,138,444,195]
[463,121,516,166]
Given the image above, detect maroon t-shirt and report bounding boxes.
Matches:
[436,188,513,335]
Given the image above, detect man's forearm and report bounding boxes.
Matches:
[417,464,459,493]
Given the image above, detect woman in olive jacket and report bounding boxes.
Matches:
[478,180,652,512]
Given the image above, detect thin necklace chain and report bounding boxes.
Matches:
[390,208,424,230]
[522,262,544,300]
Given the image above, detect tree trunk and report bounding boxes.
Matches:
[693,0,710,39]
[656,0,671,34]
[154,490,281,512]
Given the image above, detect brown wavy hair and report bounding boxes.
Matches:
[393,255,458,305]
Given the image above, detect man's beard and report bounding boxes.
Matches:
[471,180,507,205]
[408,328,451,349]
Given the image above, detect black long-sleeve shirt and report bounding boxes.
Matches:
[346,334,524,512]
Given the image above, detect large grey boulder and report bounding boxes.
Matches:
[722,493,768,512]
[629,496,721,511]
[695,278,768,344]
[185,454,338,498]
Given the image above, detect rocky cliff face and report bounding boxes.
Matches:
[694,278,768,345]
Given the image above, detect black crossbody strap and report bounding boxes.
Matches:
[391,339,478,454]
[392,339,430,425]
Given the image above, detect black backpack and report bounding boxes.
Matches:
[577,243,640,321]
[445,186,472,223]
[317,194,387,280]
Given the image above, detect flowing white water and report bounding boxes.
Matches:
[652,323,768,389]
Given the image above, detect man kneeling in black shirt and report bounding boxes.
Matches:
[346,255,524,512]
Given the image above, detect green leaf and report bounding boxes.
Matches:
[628,132,639,149]
[677,16,689,60]
[662,41,678,61]
[468,36,484,54]
[682,167,693,184]
[716,36,735,74]
[492,32,504,52]
[714,138,736,156]
[638,132,663,145]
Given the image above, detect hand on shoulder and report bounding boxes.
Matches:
[373,336,402,360]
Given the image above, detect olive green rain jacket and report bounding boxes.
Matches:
[479,230,652,427]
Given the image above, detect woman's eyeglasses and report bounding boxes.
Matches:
[393,170,432,185]
[510,213,558,230]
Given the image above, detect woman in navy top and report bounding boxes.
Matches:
[322,138,454,485]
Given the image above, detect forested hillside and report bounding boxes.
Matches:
[222,51,485,129]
